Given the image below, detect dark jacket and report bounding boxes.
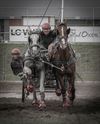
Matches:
[38,30,57,49]
[11,56,23,75]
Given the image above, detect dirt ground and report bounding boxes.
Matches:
[0,98,100,124]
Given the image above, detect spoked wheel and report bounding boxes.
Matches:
[22,80,25,103]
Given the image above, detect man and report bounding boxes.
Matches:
[38,22,57,49]
[10,48,23,75]
[35,23,57,108]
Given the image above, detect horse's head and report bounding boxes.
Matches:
[28,33,39,46]
[28,33,40,57]
[57,23,70,49]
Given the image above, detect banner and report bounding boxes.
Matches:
[9,26,100,42]
[9,26,39,41]
[69,26,100,42]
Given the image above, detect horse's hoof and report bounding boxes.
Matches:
[38,101,46,110]
[55,89,61,96]
[62,100,73,107]
[32,100,39,106]
[68,100,73,106]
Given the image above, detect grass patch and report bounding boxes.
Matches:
[0,43,100,81]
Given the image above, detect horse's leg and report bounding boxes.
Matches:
[31,68,39,106]
[39,63,46,108]
[27,73,39,106]
[59,63,74,107]
[66,64,76,105]
[32,84,39,106]
[23,61,38,105]
[53,69,61,96]
[57,74,69,107]
[67,74,75,104]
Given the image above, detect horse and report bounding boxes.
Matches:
[48,22,76,107]
[23,33,46,108]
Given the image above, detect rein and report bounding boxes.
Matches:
[28,44,41,57]
[24,55,63,71]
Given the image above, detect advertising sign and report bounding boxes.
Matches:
[9,26,100,42]
[69,26,100,42]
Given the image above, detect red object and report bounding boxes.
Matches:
[26,84,34,93]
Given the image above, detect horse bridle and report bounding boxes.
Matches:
[56,35,68,50]
[29,44,41,58]
[57,24,69,48]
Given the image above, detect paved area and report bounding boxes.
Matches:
[0,81,100,124]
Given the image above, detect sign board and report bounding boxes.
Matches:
[9,26,41,41]
[69,26,100,42]
[9,26,100,42]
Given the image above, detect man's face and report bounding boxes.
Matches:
[42,28,50,35]
[12,53,20,60]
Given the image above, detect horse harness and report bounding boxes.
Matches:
[50,41,76,67]
[24,41,76,72]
